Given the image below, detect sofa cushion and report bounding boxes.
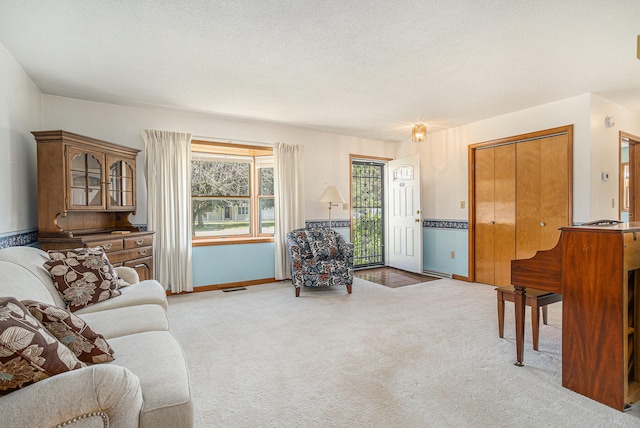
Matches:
[0,297,85,396]
[48,248,130,289]
[21,300,115,364]
[73,280,168,315]
[43,249,122,312]
[78,304,169,339]
[108,331,193,427]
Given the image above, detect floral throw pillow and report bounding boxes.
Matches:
[21,300,115,364]
[44,248,122,312]
[0,297,85,396]
[48,248,130,289]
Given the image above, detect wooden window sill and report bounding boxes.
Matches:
[192,236,274,247]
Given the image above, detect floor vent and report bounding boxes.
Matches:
[222,287,247,293]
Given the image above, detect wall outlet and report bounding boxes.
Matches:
[343,203,349,210]
[450,251,455,259]
[460,201,465,209]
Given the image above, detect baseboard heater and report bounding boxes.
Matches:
[422,269,452,279]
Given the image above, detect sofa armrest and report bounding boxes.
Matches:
[115,266,140,285]
[0,365,142,428]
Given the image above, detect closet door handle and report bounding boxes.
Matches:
[540,222,546,227]
[489,221,495,225]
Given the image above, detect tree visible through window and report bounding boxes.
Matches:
[191,142,274,240]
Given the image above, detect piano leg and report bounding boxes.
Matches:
[514,286,526,366]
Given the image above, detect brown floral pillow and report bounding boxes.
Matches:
[21,300,115,364]
[48,248,130,289]
[0,297,85,396]
[44,248,122,312]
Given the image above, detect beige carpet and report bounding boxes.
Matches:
[167,278,640,427]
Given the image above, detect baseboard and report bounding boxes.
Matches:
[166,277,279,295]
[452,274,469,282]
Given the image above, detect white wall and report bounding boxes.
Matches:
[41,95,396,225]
[395,93,618,223]
[589,94,640,220]
[0,42,42,235]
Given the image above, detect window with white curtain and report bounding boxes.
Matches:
[191,141,274,245]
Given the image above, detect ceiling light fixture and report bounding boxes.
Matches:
[412,123,427,143]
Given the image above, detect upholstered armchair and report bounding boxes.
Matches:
[286,228,354,297]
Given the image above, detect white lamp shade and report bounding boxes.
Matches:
[319,185,345,204]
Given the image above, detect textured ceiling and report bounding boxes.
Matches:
[1,1,639,142]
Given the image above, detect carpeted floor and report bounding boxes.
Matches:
[167,278,640,427]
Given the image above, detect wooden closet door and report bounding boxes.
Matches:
[475,147,496,285]
[540,135,570,248]
[474,144,516,286]
[516,135,570,259]
[494,144,516,286]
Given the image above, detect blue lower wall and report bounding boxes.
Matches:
[192,242,275,287]
[5,219,469,286]
[423,228,468,277]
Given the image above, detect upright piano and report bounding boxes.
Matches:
[511,222,640,411]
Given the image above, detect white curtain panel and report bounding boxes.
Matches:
[274,142,305,280]
[142,129,193,293]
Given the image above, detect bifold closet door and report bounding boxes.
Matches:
[516,134,570,259]
[475,144,516,286]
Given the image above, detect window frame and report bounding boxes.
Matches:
[191,141,274,246]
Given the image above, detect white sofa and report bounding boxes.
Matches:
[0,246,193,427]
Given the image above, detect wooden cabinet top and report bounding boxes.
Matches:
[32,130,140,157]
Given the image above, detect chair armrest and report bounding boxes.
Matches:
[336,235,354,264]
[0,365,142,428]
[115,266,140,285]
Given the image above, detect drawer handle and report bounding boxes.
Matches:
[135,239,144,245]
[139,249,147,256]
[102,243,112,250]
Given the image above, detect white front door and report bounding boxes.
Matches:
[387,155,423,273]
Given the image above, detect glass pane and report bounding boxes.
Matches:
[259,198,275,234]
[87,155,101,174]
[71,188,86,205]
[110,161,123,177]
[88,189,102,206]
[192,198,251,237]
[191,160,250,196]
[71,171,86,187]
[71,154,85,170]
[88,173,101,187]
[110,190,121,206]
[259,168,274,195]
[122,177,132,192]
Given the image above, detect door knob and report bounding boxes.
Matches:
[540,222,546,227]
[415,218,421,223]
[489,221,495,225]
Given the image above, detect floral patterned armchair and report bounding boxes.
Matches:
[286,228,354,297]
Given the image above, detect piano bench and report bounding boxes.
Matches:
[496,286,562,351]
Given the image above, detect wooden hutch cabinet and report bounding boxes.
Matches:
[33,130,154,281]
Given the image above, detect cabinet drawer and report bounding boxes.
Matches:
[90,239,124,253]
[106,246,152,264]
[124,235,153,249]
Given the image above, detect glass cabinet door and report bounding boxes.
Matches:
[108,158,135,209]
[67,148,105,209]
